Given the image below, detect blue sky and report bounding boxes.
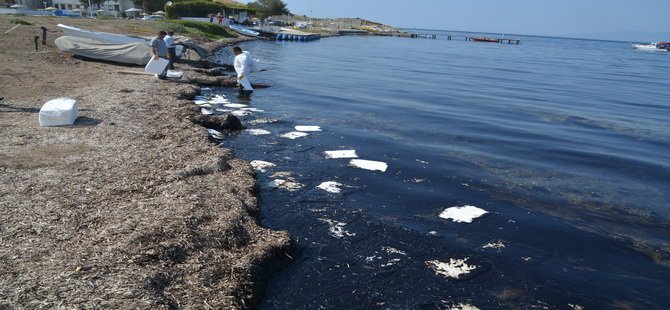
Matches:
[239,0,670,41]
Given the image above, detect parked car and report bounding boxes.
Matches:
[141,15,164,21]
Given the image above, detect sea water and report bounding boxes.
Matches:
[210,31,670,308]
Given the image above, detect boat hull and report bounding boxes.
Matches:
[229,25,259,37]
[632,42,670,52]
[54,36,152,65]
[58,24,148,45]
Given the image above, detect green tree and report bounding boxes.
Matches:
[131,0,167,14]
[247,0,289,19]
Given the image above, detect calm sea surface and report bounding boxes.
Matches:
[210,31,670,308]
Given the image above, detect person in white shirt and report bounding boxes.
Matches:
[232,46,259,98]
[164,31,176,70]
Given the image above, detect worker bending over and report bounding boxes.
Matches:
[232,46,260,99]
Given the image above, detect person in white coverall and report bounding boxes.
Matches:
[232,46,259,99]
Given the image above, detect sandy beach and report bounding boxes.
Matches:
[0,16,291,308]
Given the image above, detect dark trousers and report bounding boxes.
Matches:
[157,57,169,79]
[167,47,176,70]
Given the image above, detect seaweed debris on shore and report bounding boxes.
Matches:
[0,15,291,308]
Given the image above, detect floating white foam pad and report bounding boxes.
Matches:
[439,205,488,223]
[317,181,343,193]
[246,129,272,135]
[280,131,309,139]
[295,125,322,132]
[250,160,275,172]
[324,150,358,159]
[349,159,388,172]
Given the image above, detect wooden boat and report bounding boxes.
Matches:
[228,24,259,37]
[632,42,670,52]
[469,37,500,43]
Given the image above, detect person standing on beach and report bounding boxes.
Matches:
[208,13,214,23]
[149,31,169,79]
[232,46,259,98]
[164,31,176,70]
[217,13,223,25]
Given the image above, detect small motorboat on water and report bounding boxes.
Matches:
[632,42,670,52]
[228,24,259,37]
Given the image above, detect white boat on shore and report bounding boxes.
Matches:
[229,24,259,37]
[56,24,209,60]
[58,24,149,45]
[631,42,669,52]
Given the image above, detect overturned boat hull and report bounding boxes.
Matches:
[55,36,152,65]
[56,24,208,63]
[58,23,149,45]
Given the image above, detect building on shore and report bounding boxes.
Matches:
[52,0,135,16]
[10,0,51,9]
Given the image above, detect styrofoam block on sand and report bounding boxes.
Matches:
[39,97,78,127]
